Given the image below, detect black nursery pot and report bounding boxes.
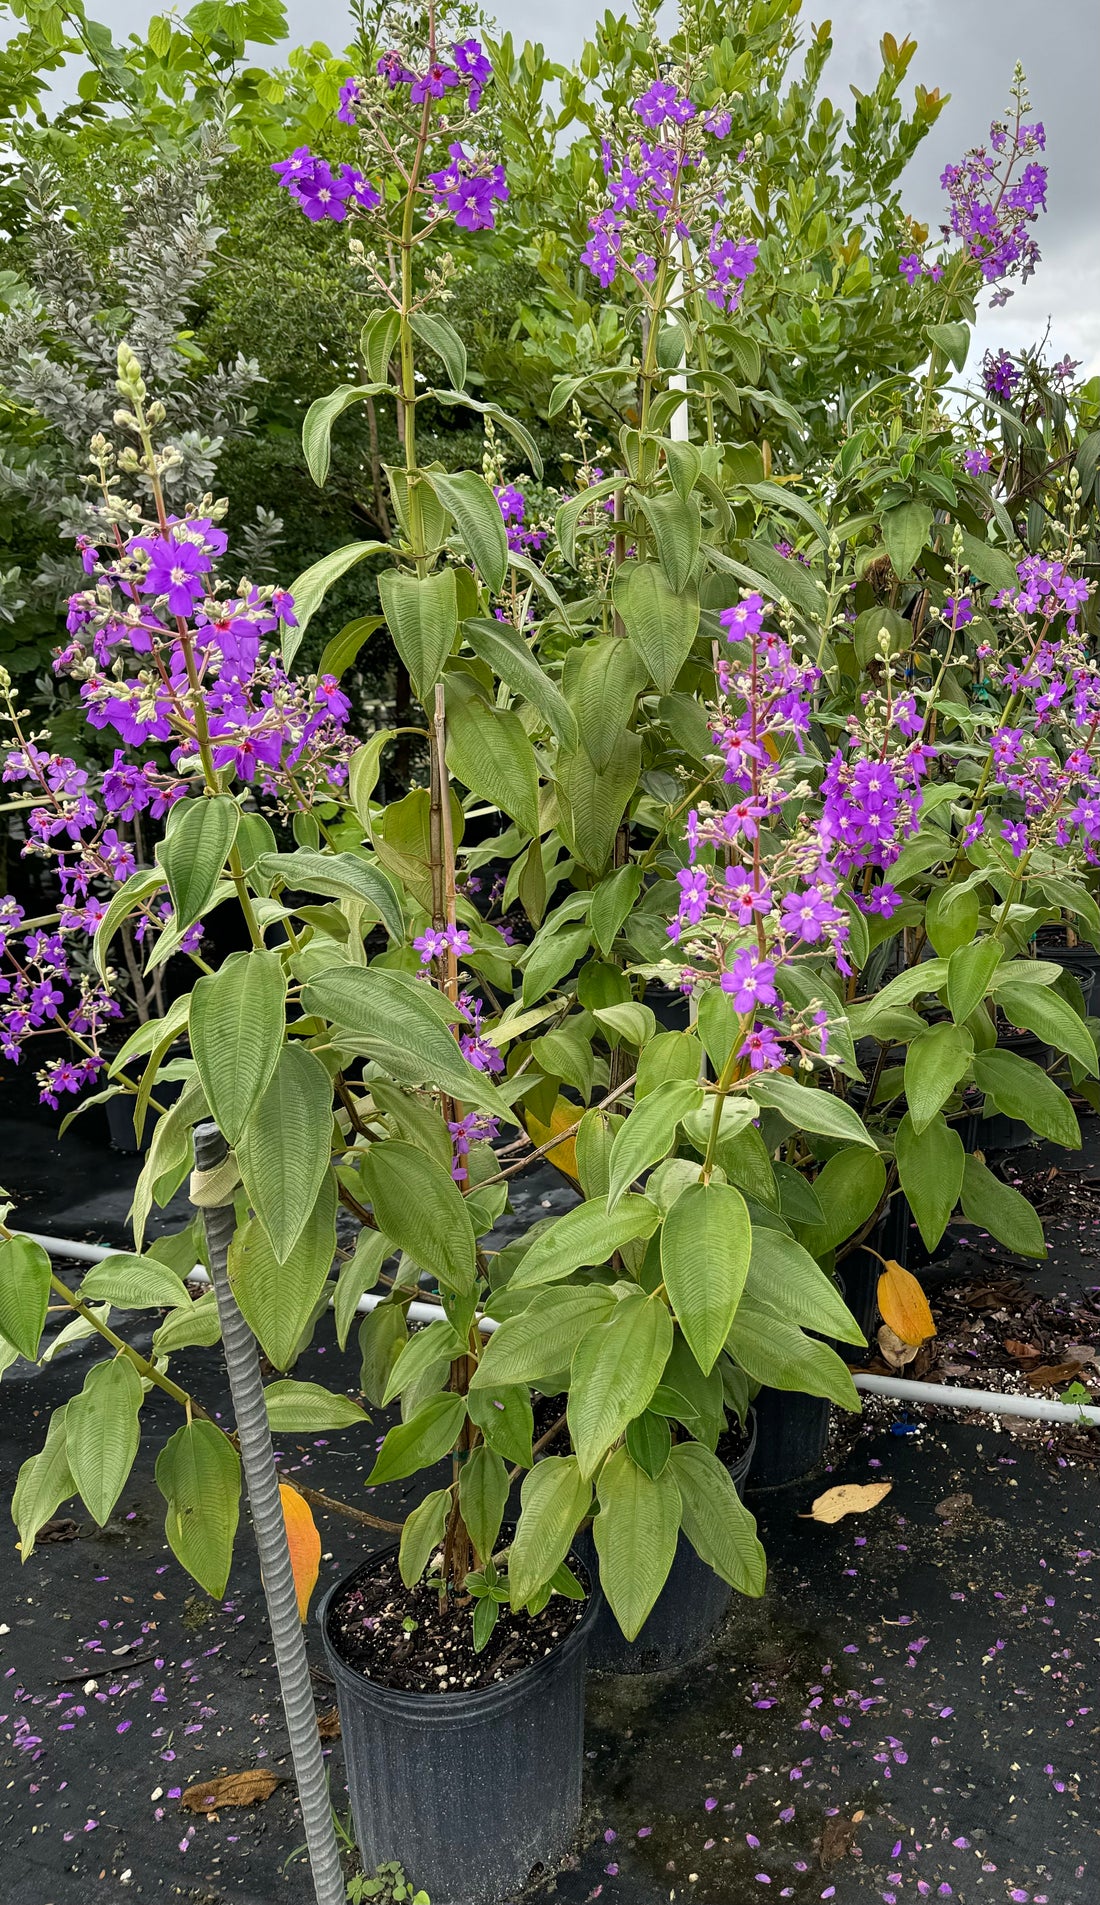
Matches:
[577,1412,758,1677]
[319,1550,600,1905]
[745,1387,831,1491]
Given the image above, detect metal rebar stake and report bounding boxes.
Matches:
[192,1121,345,1905]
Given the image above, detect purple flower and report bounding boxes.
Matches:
[427,144,508,231]
[720,593,766,642]
[1000,818,1028,858]
[703,109,732,139]
[139,534,210,616]
[337,76,364,124]
[411,61,461,104]
[413,925,473,964]
[720,949,777,1012]
[633,80,694,129]
[706,228,759,313]
[453,39,491,109]
[983,348,1021,401]
[724,866,772,926]
[943,595,973,627]
[898,253,924,285]
[740,1023,784,1072]
[892,695,923,738]
[377,51,414,87]
[780,887,841,946]
[964,447,991,476]
[962,812,985,849]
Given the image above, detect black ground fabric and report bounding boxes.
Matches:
[2,1079,1099,1904]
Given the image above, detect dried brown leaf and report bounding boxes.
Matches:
[804,1481,893,1524]
[316,1706,341,1740]
[1025,1361,1086,1388]
[180,1770,280,1813]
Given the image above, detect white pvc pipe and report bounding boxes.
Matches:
[28,1232,1098,1419]
[853,1370,1100,1427]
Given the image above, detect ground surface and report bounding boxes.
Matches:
[2,1082,1098,1905]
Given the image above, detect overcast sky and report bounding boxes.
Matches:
[38,0,1100,373]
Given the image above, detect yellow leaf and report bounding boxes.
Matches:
[877,1259,936,1347]
[523,1095,579,1184]
[805,1481,893,1524]
[280,1483,321,1622]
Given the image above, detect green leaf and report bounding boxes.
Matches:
[636,1030,703,1099]
[66,1358,143,1525]
[13,1407,76,1559]
[520,921,591,1008]
[510,1194,661,1288]
[894,1112,964,1251]
[318,614,384,683]
[0,1234,51,1360]
[258,849,403,943]
[93,867,164,985]
[335,1229,391,1350]
[155,796,239,935]
[745,479,829,546]
[508,1456,592,1608]
[237,1043,334,1263]
[302,966,512,1122]
[904,1022,973,1134]
[555,474,621,567]
[358,1301,408,1406]
[360,307,401,384]
[462,619,577,747]
[660,1181,751,1374]
[360,1140,477,1295]
[409,309,467,391]
[382,1318,464,1406]
[473,1286,617,1387]
[444,673,540,835]
[797,1147,886,1257]
[378,567,458,704]
[468,1383,534,1466]
[745,1227,865,1345]
[228,1174,337,1369]
[262,1380,367,1431]
[634,491,701,592]
[926,321,970,371]
[925,884,980,958]
[668,1441,765,1595]
[302,381,390,488]
[155,1420,241,1600]
[859,958,950,1022]
[956,529,1018,592]
[283,541,388,668]
[428,390,543,477]
[429,470,509,593]
[972,1049,1081,1149]
[460,1445,510,1563]
[594,1445,680,1639]
[747,1076,875,1147]
[399,1487,451,1588]
[960,1154,1046,1258]
[568,1290,673,1478]
[880,500,932,578]
[593,1002,656,1048]
[79,1252,191,1312]
[625,1408,672,1479]
[366,1393,467,1486]
[613,563,699,693]
[566,636,647,775]
[727,1296,861,1409]
[189,949,286,1146]
[947,939,1003,1025]
[590,864,645,959]
[153,1291,221,1356]
[606,1081,703,1211]
[996,983,1099,1075]
[555,734,642,874]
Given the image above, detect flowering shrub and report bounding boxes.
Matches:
[0,0,1097,1660]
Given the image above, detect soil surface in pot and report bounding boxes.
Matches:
[326,1547,587,1695]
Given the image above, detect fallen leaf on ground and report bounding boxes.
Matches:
[1025,1361,1086,1388]
[877,1259,936,1346]
[803,1481,893,1524]
[316,1706,341,1740]
[280,1483,321,1621]
[37,1518,80,1543]
[181,1771,280,1813]
[820,1810,864,1867]
[1004,1338,1040,1361]
[877,1322,921,1369]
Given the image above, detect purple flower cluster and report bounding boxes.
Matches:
[413,924,472,964]
[426,143,508,232]
[939,111,1047,305]
[494,485,546,556]
[982,349,1021,402]
[372,38,492,113]
[271,147,380,223]
[0,897,119,1103]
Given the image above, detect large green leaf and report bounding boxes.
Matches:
[155,795,239,935]
[398,1487,451,1589]
[462,618,577,747]
[894,1111,964,1251]
[429,470,509,593]
[747,1076,875,1146]
[947,939,1003,1025]
[565,637,646,774]
[972,1049,1081,1149]
[283,540,388,667]
[473,1286,618,1387]
[606,1080,703,1210]
[444,672,540,835]
[189,949,286,1146]
[66,1357,143,1525]
[467,1382,534,1467]
[996,983,1099,1075]
[796,1148,885,1257]
[555,474,621,567]
[360,1140,477,1295]
[593,1446,680,1640]
[258,850,403,943]
[613,562,699,693]
[237,1043,334,1263]
[634,490,701,591]
[153,1291,221,1355]
[0,1233,51,1360]
[93,866,164,985]
[555,734,641,874]
[745,1227,865,1345]
[960,1154,1046,1258]
[567,1290,673,1478]
[904,1022,973,1134]
[155,1420,241,1599]
[727,1296,861,1409]
[79,1252,191,1312]
[669,1441,765,1595]
[460,1445,510,1563]
[379,566,458,704]
[409,309,467,390]
[636,1029,703,1099]
[13,1405,76,1560]
[924,883,980,958]
[335,1229,391,1350]
[382,1317,464,1406]
[228,1173,338,1368]
[302,381,390,488]
[262,1380,368,1430]
[661,1181,751,1374]
[508,1456,592,1608]
[358,1301,408,1405]
[880,500,932,577]
[859,958,950,1022]
[590,864,646,960]
[510,1194,661,1289]
[303,966,512,1122]
[367,1393,467,1485]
